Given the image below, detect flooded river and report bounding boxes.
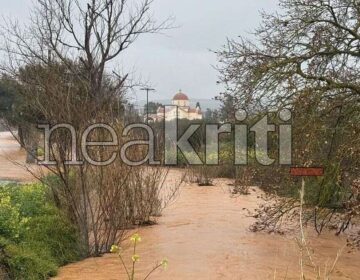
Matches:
[0,132,359,279]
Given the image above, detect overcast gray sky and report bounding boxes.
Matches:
[0,0,279,102]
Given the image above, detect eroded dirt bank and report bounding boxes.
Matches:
[0,132,359,279]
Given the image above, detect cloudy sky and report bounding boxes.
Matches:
[0,0,279,102]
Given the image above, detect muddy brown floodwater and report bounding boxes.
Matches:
[0,132,359,279]
[0,131,42,182]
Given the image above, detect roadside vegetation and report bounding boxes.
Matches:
[0,182,82,279]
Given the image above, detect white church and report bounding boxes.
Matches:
[148,91,203,122]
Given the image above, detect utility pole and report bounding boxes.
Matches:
[141,87,155,124]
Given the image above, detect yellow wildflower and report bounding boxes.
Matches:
[160,258,168,269]
[130,233,141,242]
[110,244,119,253]
[132,254,140,262]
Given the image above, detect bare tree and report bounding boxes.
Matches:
[0,0,174,256]
[217,0,360,109]
[217,0,360,240]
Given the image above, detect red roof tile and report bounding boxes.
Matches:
[173,92,189,101]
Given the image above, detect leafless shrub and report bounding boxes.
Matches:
[231,167,254,196]
[40,127,182,256]
[186,165,219,186]
[126,167,181,225]
[249,193,299,235]
[343,179,360,249]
